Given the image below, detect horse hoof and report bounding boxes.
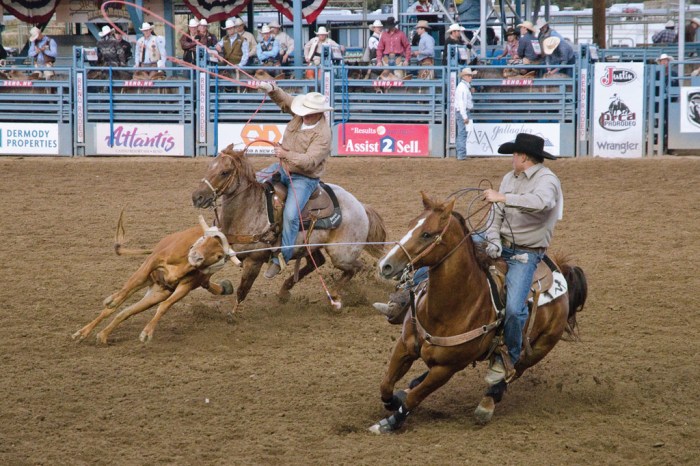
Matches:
[71,330,85,342]
[368,418,395,434]
[474,397,495,425]
[95,332,109,345]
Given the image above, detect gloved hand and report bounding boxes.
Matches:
[486,241,502,259]
[256,81,274,93]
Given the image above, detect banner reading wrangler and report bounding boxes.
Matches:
[592,63,645,158]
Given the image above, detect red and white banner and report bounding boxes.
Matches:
[269,0,329,24]
[337,123,430,157]
[0,0,58,24]
[182,0,251,22]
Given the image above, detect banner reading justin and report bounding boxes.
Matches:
[592,63,645,158]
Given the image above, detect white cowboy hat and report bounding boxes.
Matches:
[224,19,235,29]
[542,36,561,55]
[233,18,245,27]
[316,26,329,35]
[199,19,208,26]
[188,18,199,28]
[29,26,41,42]
[369,20,383,30]
[416,20,432,30]
[269,21,281,29]
[98,25,113,37]
[692,17,700,27]
[516,20,536,32]
[447,23,465,33]
[260,24,271,34]
[291,92,334,116]
[665,20,675,28]
[139,22,153,32]
[460,67,478,77]
[656,53,674,63]
[536,18,549,29]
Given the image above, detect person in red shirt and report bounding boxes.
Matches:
[376,16,411,66]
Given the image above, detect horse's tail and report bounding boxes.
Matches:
[113,208,153,256]
[558,261,588,339]
[363,204,387,259]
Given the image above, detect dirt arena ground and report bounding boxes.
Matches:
[0,155,698,465]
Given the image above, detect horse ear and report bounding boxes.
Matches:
[439,198,456,223]
[421,191,435,210]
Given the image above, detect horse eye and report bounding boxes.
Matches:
[421,232,432,239]
[220,170,230,177]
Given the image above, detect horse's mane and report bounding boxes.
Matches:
[220,145,258,186]
[450,210,492,273]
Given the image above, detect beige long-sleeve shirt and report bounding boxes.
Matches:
[486,163,563,248]
[269,88,331,179]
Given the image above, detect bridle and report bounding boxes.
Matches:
[398,213,468,276]
[200,154,253,226]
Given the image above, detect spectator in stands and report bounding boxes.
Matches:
[234,18,258,63]
[412,20,435,66]
[656,53,677,79]
[180,18,199,64]
[514,20,541,72]
[216,18,249,66]
[114,31,133,65]
[685,18,700,43]
[135,22,166,68]
[197,19,217,48]
[542,36,575,77]
[376,16,411,66]
[257,24,280,66]
[408,0,442,45]
[28,26,57,70]
[96,25,126,67]
[303,26,339,66]
[497,27,519,63]
[454,67,476,160]
[652,21,678,44]
[364,20,383,63]
[269,21,294,65]
[536,18,561,56]
[443,23,467,65]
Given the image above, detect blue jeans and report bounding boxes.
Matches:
[455,113,469,160]
[257,163,319,264]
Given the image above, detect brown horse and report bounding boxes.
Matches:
[191,146,387,314]
[370,193,587,432]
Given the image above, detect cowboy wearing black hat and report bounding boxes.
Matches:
[376,17,411,65]
[481,133,562,385]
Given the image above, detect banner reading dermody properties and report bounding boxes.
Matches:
[592,63,645,158]
[0,123,59,155]
[336,123,430,156]
[95,124,185,156]
[466,123,561,156]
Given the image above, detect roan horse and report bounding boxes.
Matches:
[369,193,587,432]
[191,146,387,313]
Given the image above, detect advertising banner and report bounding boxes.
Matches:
[95,124,185,156]
[592,63,645,158]
[466,123,561,156]
[0,123,60,155]
[217,123,287,155]
[679,87,700,133]
[336,123,430,156]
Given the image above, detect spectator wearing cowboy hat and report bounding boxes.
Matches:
[252,82,334,279]
[215,18,249,66]
[443,23,467,65]
[656,53,677,79]
[536,18,561,55]
[412,20,435,65]
[685,17,700,43]
[481,133,562,385]
[376,16,411,66]
[233,17,258,61]
[269,21,294,65]
[197,19,217,48]
[303,26,339,66]
[652,20,678,44]
[515,20,540,64]
[257,24,280,66]
[135,22,166,68]
[542,36,575,77]
[180,19,199,64]
[364,20,383,63]
[28,26,57,71]
[96,25,126,67]
[455,67,477,160]
[497,27,519,62]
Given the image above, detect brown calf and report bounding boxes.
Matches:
[72,214,239,344]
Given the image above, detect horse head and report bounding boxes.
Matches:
[378,192,462,279]
[191,144,257,209]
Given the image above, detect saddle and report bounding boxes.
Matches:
[264,180,342,232]
[488,255,557,307]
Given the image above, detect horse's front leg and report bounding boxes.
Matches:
[278,249,325,303]
[229,258,263,319]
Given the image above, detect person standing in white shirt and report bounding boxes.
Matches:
[135,22,166,68]
[454,67,476,160]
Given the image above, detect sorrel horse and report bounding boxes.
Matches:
[369,193,587,432]
[191,146,387,313]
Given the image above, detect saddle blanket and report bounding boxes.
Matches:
[530,270,567,306]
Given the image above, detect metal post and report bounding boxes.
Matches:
[679,0,686,77]
[293,0,304,70]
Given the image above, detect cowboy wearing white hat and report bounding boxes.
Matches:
[686,18,700,42]
[365,20,384,63]
[455,68,476,160]
[652,20,677,44]
[96,24,127,67]
[412,20,435,65]
[252,83,334,278]
[304,26,339,65]
[444,23,467,65]
[542,36,575,77]
[196,18,217,47]
[135,22,166,67]
[257,24,280,66]
[536,17,561,56]
[268,21,294,64]
[231,17,258,60]
[514,20,541,66]
[28,26,57,72]
[180,19,200,64]
[215,18,249,66]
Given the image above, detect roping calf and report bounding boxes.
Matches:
[72,213,240,344]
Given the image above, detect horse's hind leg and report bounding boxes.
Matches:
[278,249,326,303]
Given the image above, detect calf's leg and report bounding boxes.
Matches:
[139,280,197,343]
[96,286,171,344]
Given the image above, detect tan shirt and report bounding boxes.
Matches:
[487,163,563,248]
[269,88,331,179]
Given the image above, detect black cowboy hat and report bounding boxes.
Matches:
[497,133,556,160]
[383,16,397,27]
